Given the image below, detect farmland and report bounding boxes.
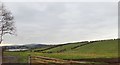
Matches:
[3,39,119,65]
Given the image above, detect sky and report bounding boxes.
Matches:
[0,2,118,45]
[0,0,119,2]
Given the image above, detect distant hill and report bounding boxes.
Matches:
[3,44,52,50]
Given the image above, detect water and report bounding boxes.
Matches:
[8,49,28,51]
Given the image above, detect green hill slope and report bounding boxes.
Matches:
[33,39,118,59]
[43,43,86,53]
[34,41,89,53]
[35,39,118,54]
[63,39,118,58]
[72,39,118,54]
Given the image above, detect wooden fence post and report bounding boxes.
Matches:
[28,55,31,65]
[0,46,2,65]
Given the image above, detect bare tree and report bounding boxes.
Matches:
[0,3,16,44]
[0,3,16,64]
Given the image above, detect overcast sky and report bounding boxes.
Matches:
[1,2,118,45]
[1,0,118,2]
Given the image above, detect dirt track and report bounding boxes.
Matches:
[31,56,86,64]
[30,56,120,65]
[2,56,120,65]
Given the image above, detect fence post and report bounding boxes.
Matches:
[0,46,2,65]
[28,54,31,65]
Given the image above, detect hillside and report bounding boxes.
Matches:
[34,39,118,54]
[4,39,119,65]
[70,39,118,54]
[33,42,88,53]
[33,39,118,59]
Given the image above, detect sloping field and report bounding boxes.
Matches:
[42,43,86,53]
[34,41,89,53]
[64,39,118,58]
[3,39,119,65]
[33,39,118,59]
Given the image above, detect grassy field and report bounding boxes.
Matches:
[32,39,118,59]
[3,52,30,63]
[3,39,119,64]
[71,39,118,54]
[33,43,85,53]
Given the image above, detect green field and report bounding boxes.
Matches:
[3,39,119,64]
[33,42,85,53]
[4,52,30,63]
[32,39,118,59]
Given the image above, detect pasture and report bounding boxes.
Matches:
[3,39,119,65]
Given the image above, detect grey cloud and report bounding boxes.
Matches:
[3,2,118,44]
